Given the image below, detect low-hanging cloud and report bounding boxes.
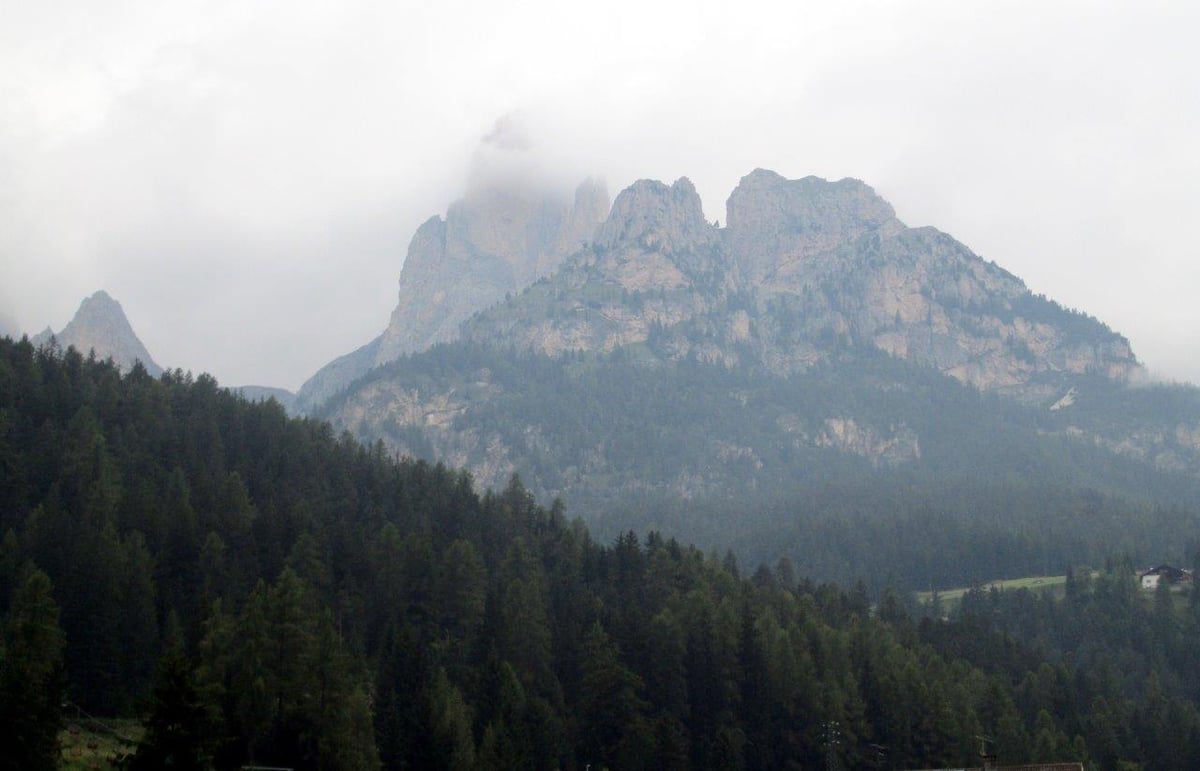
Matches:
[2,0,1198,389]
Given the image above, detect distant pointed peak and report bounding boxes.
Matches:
[72,290,132,325]
[52,290,162,375]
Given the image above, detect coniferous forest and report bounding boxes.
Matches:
[4,336,1200,770]
[317,340,1200,596]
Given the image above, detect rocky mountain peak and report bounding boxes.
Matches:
[371,178,610,366]
[446,185,564,289]
[34,290,162,375]
[296,177,610,412]
[726,169,901,282]
[595,177,717,255]
[75,290,121,319]
[560,177,610,252]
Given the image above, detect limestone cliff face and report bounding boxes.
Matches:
[461,177,726,357]
[458,170,1139,400]
[296,179,610,411]
[593,177,718,257]
[334,369,519,488]
[726,168,903,285]
[722,170,1140,397]
[33,291,162,376]
[374,178,610,365]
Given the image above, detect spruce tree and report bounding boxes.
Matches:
[129,614,219,771]
[0,568,66,771]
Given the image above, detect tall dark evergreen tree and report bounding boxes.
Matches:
[577,621,651,770]
[129,615,219,771]
[0,568,66,771]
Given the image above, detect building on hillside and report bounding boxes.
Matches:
[1138,564,1194,591]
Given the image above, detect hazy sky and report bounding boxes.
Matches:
[2,0,1198,389]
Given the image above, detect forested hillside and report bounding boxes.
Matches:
[320,341,1200,592]
[3,336,1200,770]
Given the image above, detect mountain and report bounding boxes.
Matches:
[30,290,163,376]
[294,177,610,411]
[460,170,1137,399]
[304,168,1200,566]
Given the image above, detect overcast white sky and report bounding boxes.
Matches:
[2,0,1198,390]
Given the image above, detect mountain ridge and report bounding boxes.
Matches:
[294,177,611,412]
[457,169,1137,399]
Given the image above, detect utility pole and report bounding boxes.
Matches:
[976,734,997,770]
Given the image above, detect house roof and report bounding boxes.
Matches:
[1139,564,1193,581]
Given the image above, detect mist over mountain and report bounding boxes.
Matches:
[0,311,17,339]
[295,177,610,412]
[29,290,163,376]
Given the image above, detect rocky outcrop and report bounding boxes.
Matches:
[33,291,162,375]
[594,177,718,256]
[719,170,1140,397]
[374,178,610,364]
[460,177,727,356]
[726,168,902,285]
[455,170,1140,401]
[334,373,519,488]
[814,418,921,467]
[296,178,610,412]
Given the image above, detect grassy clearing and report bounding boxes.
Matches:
[915,574,1068,608]
[59,717,141,770]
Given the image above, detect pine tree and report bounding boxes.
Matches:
[577,621,649,769]
[129,614,220,771]
[0,568,67,771]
